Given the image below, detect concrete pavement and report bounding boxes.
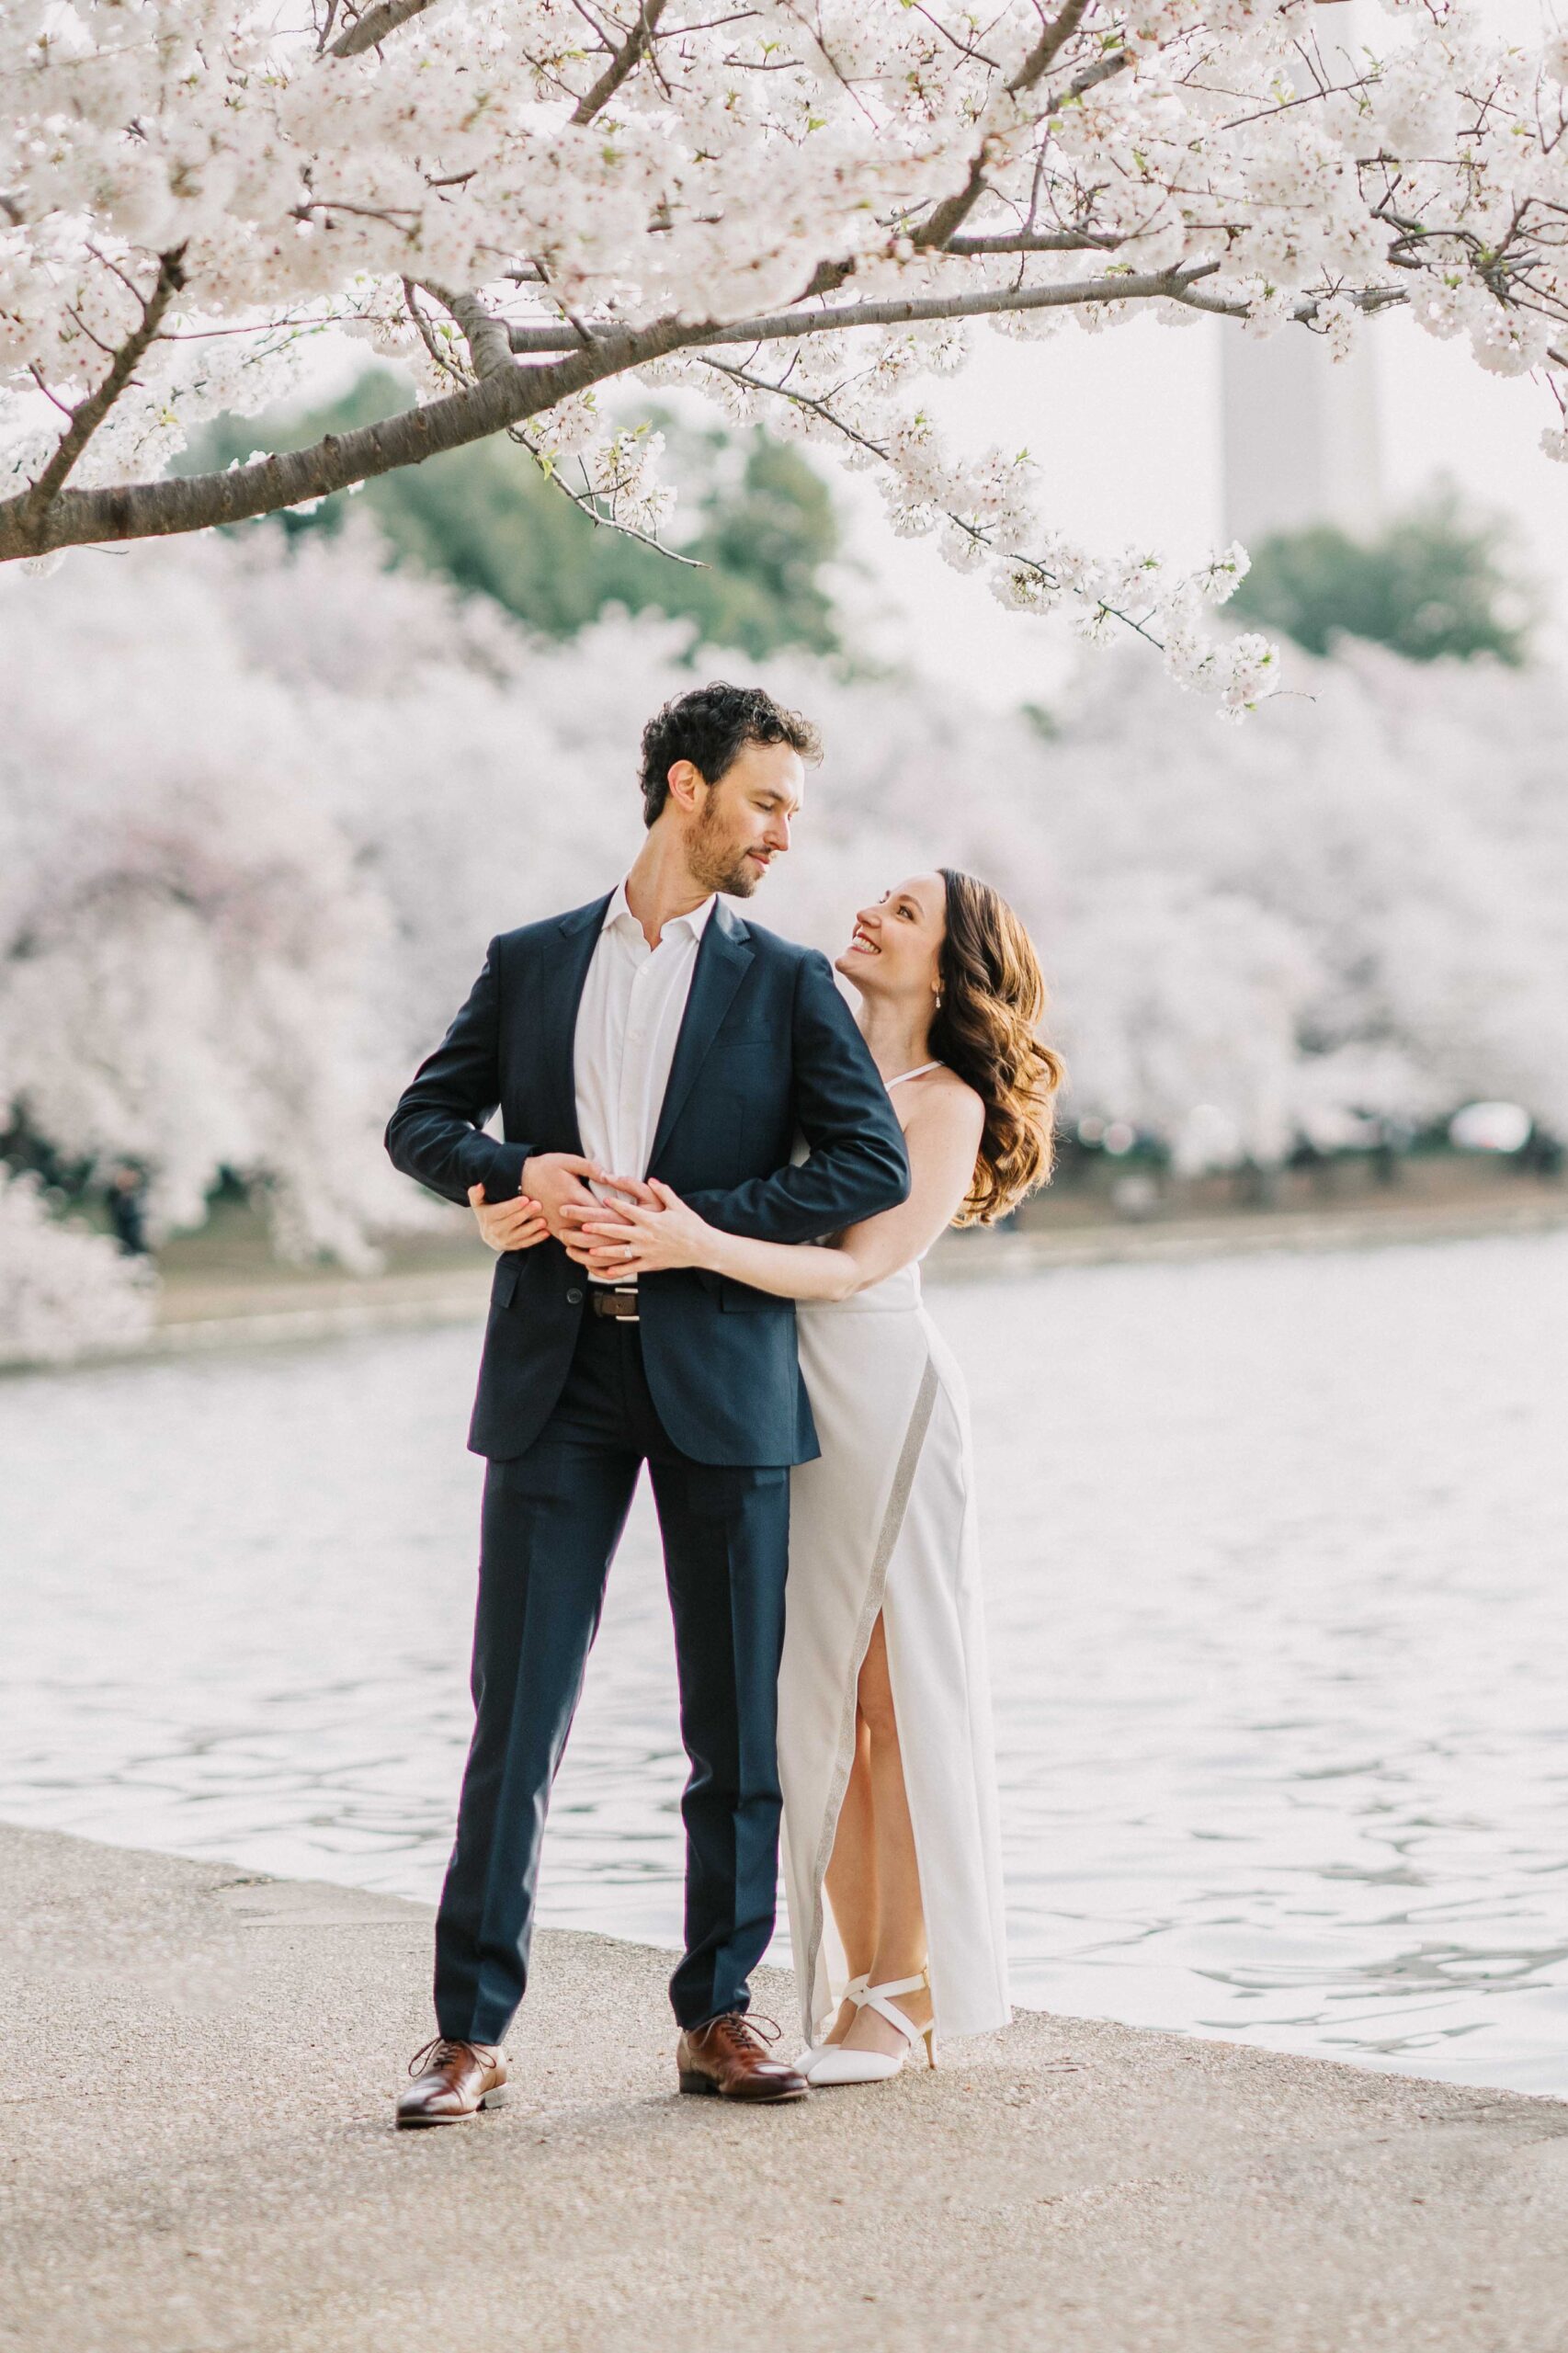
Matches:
[4,1820,1567,2353]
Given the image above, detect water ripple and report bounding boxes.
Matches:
[2,1228,1565,2091]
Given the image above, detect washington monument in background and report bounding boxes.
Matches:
[1221,327,1382,544]
[1222,0,1383,545]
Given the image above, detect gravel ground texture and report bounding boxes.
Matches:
[4,1822,1568,2353]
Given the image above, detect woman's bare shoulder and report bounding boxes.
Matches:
[904,1067,985,1143]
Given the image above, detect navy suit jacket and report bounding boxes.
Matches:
[385,892,911,1465]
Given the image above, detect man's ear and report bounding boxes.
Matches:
[664,757,708,818]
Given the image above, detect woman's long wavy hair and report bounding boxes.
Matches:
[929,869,1063,1225]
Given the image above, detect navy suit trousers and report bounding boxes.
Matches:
[433,1307,790,2044]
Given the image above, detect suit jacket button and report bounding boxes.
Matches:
[566,1287,584,1305]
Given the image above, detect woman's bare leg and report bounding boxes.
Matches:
[839,1615,934,2057]
[820,1712,877,2042]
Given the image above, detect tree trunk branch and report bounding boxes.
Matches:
[914,0,1096,254]
[1007,0,1095,96]
[0,339,648,562]
[783,18,1125,323]
[326,0,444,59]
[21,247,187,525]
[571,0,669,126]
[910,157,992,256]
[504,262,1227,354]
[0,256,1409,564]
[435,286,516,379]
[944,228,1124,255]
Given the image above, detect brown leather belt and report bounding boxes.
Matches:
[591,1287,641,1321]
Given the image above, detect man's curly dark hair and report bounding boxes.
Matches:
[639,681,822,826]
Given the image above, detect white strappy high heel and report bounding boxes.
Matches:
[793,1973,869,2072]
[803,1970,935,2086]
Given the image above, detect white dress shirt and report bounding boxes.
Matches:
[574,880,717,1284]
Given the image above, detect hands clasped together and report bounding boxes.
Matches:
[467,1151,710,1279]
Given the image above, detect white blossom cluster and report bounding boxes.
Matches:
[5,523,1565,1357]
[6,1,1568,708]
[0,1167,154,1365]
[0,525,419,1350]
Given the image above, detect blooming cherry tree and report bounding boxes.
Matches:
[6,0,1568,710]
[0,529,411,1273]
[0,1165,153,1365]
[5,520,1566,1356]
[11,524,1568,1228]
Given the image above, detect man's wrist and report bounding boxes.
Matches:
[474,1138,531,1205]
[520,1150,559,1201]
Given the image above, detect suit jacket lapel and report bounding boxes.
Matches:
[649,900,754,1168]
[537,893,611,1154]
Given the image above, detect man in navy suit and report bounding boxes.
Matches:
[386,683,910,2118]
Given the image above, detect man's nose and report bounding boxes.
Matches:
[768,814,791,854]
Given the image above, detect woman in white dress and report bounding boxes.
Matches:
[582,869,1062,2085]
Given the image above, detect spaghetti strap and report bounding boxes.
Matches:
[885,1061,942,1090]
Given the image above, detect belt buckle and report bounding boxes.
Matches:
[613,1285,639,1324]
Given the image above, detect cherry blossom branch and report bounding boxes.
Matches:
[509,422,702,563]
[571,0,670,125]
[20,248,187,527]
[915,13,1130,254]
[0,250,1386,565]
[325,0,444,59]
[943,229,1126,255]
[6,0,1568,656]
[432,287,516,380]
[400,278,467,381]
[0,341,639,561]
[689,348,1275,710]
[698,353,1165,647]
[1165,281,1407,324]
[501,263,1228,356]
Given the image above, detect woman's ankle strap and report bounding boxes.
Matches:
[851,1969,927,2005]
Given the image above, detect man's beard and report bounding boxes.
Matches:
[690,804,764,897]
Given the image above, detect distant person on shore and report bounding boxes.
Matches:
[107,1162,149,1256]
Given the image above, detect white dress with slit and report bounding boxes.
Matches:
[777,1070,1011,2048]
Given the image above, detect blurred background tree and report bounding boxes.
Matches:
[182,369,847,661]
[1230,488,1537,665]
[7,506,1568,1355]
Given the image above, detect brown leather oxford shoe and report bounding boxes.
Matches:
[676,2013,808,2103]
[395,2037,509,2127]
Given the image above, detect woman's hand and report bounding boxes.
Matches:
[576,1180,714,1278]
[468,1182,549,1254]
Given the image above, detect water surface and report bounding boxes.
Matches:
[4,1231,1564,2091]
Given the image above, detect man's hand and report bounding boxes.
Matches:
[517,1153,623,1244]
[468,1183,549,1255]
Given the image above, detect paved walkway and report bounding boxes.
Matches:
[4,1823,1567,2352]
